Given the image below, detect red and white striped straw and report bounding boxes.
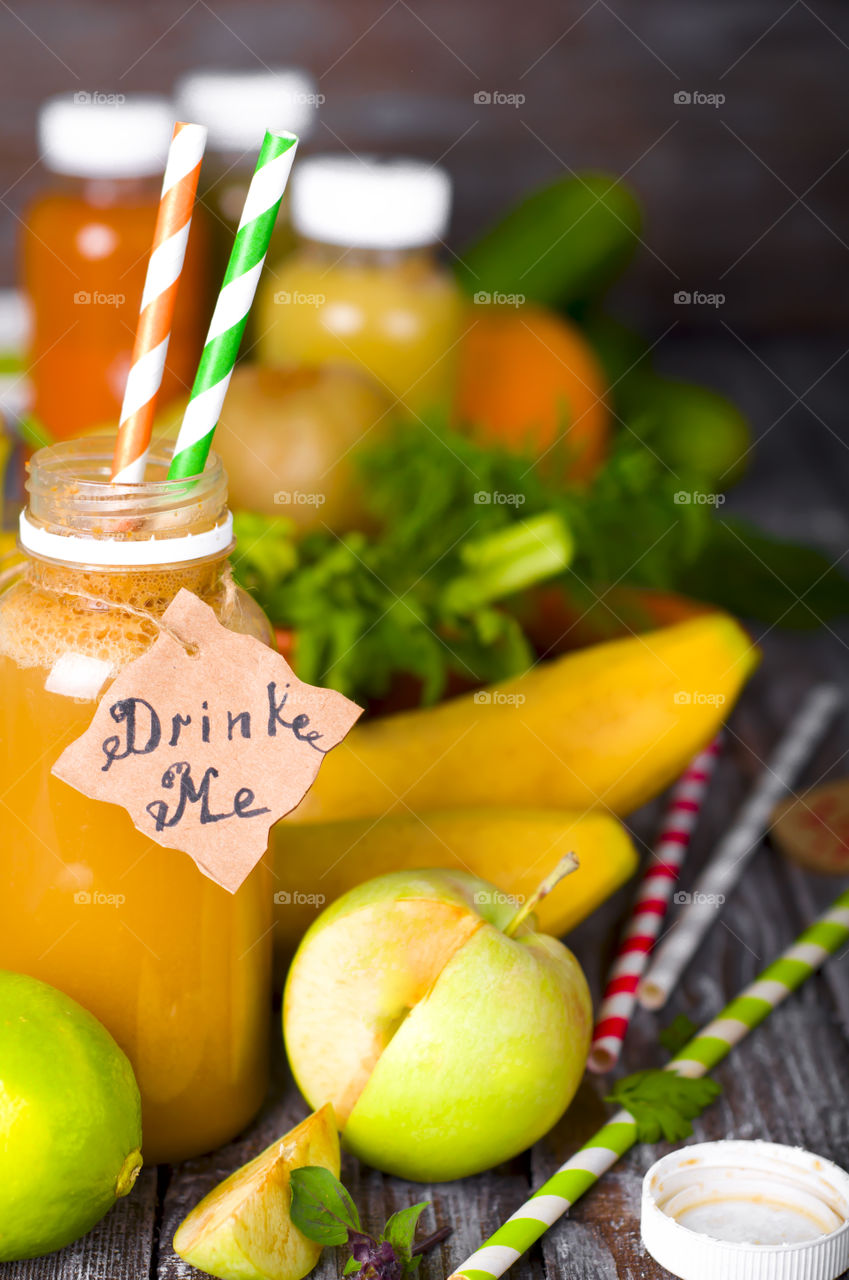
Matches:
[587,735,722,1073]
[111,120,207,483]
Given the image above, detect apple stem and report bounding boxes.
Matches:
[411,1226,454,1256]
[504,851,579,937]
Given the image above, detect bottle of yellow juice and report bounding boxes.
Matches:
[257,156,465,413]
[0,439,273,1164]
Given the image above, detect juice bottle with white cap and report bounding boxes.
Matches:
[174,68,318,280]
[22,95,210,440]
[0,438,272,1164]
[256,156,465,412]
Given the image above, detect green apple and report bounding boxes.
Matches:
[283,870,592,1182]
[172,1104,339,1280]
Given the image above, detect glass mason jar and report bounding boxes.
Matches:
[0,439,273,1164]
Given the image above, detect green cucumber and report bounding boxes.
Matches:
[581,312,651,390]
[456,173,642,308]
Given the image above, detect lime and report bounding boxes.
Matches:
[626,376,752,486]
[653,393,751,484]
[173,1104,339,1280]
[0,971,142,1262]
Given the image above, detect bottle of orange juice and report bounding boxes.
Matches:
[22,96,210,441]
[256,157,464,413]
[0,438,272,1163]
[175,68,318,282]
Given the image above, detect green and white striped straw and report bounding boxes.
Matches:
[167,130,298,480]
[449,887,849,1280]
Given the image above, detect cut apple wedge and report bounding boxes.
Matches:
[172,1104,339,1280]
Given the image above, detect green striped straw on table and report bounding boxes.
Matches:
[167,130,298,480]
[448,887,849,1280]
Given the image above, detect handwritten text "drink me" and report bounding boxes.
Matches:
[101,682,326,831]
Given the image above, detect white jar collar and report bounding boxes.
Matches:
[19,510,234,567]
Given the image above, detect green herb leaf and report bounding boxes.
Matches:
[289,1166,362,1246]
[343,1257,362,1275]
[380,1203,430,1263]
[605,1069,722,1143]
[658,1014,698,1056]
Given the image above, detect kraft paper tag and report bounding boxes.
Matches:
[52,589,362,892]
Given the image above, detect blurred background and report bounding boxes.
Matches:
[1,0,847,709]
[1,0,847,329]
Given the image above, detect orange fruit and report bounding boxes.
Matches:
[454,303,610,483]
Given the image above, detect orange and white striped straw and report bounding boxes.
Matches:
[111,120,207,483]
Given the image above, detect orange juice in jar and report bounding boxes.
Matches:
[0,439,272,1163]
[256,157,464,413]
[22,96,210,440]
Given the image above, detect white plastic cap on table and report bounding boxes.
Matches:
[38,94,174,178]
[174,68,318,151]
[291,155,452,250]
[641,1141,849,1280]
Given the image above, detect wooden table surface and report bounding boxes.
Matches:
[3,334,849,1279]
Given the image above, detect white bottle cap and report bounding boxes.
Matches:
[642,1141,849,1280]
[291,155,452,249]
[38,94,174,178]
[174,68,318,151]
